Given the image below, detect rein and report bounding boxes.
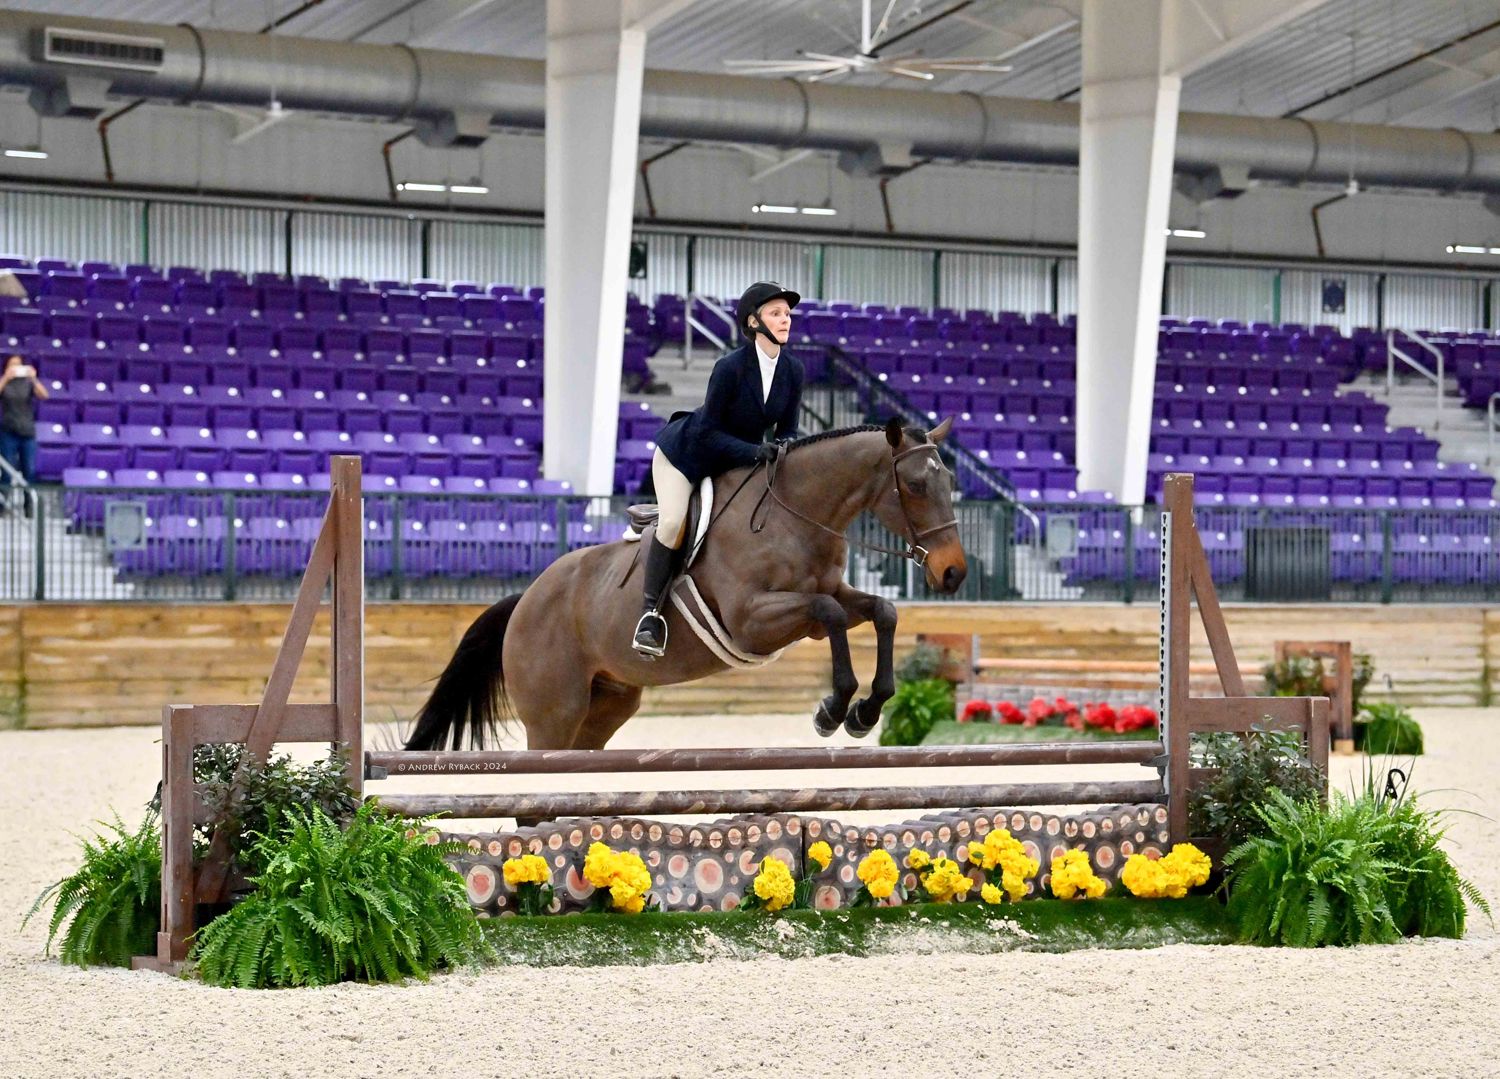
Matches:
[750,442,958,566]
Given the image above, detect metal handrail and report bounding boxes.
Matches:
[1385,327,1446,431]
[683,292,735,363]
[1488,391,1500,465]
[0,453,33,514]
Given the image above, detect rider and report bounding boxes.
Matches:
[632,281,805,658]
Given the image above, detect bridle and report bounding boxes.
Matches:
[752,441,959,566]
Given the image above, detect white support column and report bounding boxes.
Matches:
[1075,0,1180,505]
[1074,0,1323,503]
[543,0,693,495]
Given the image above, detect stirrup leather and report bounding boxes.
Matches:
[632,610,668,658]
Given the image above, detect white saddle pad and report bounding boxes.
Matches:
[622,476,713,570]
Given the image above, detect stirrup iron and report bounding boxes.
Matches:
[632,610,668,659]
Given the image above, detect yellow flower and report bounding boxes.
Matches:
[857,849,900,900]
[919,855,973,903]
[980,882,1004,905]
[502,853,550,888]
[1049,849,1106,901]
[582,842,653,913]
[1122,845,1212,900]
[752,855,796,912]
[905,848,932,870]
[808,841,833,872]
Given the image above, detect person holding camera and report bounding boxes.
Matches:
[632,281,805,658]
[0,353,48,507]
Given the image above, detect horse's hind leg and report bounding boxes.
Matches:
[570,679,644,750]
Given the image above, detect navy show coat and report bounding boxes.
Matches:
[653,343,804,485]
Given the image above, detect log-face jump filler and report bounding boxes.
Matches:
[403,417,970,753]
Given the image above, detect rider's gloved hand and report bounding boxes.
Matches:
[755,442,779,464]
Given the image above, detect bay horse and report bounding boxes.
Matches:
[404,417,968,752]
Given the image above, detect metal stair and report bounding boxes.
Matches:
[1349,370,1500,484]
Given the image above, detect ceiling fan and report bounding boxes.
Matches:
[723,0,1014,83]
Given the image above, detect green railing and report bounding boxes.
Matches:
[6,482,1500,605]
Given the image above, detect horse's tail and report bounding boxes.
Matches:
[404,592,524,750]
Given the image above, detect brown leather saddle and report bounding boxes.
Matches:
[617,486,706,589]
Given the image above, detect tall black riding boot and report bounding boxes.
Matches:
[632,536,677,658]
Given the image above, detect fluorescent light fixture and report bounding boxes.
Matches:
[752,203,797,214]
[448,184,489,195]
[1446,244,1495,254]
[800,206,838,216]
[1165,227,1206,238]
[4,149,48,160]
[397,181,445,192]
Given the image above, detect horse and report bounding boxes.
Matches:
[404,416,968,752]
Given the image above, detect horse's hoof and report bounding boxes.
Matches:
[813,699,843,738]
[844,699,880,739]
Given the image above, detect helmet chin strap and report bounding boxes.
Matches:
[751,319,785,347]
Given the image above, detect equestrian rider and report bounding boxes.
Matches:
[633,281,805,658]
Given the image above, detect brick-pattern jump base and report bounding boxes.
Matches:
[446,804,1171,914]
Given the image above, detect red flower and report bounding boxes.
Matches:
[959,700,993,724]
[1084,703,1118,730]
[1027,696,1052,722]
[996,701,1025,725]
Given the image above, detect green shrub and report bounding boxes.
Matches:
[1223,788,1487,947]
[1187,726,1326,847]
[878,678,955,746]
[1263,652,1374,713]
[894,642,947,683]
[192,802,492,988]
[165,744,362,869]
[23,810,161,967]
[1358,702,1424,756]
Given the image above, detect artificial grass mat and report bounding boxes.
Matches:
[479,897,1232,967]
[921,720,1157,745]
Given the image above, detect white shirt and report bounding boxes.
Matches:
[754,338,779,404]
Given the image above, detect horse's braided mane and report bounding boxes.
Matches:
[785,422,928,452]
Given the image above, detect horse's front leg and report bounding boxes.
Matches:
[739,590,859,739]
[831,583,898,739]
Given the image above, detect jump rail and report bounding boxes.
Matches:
[135,463,1327,973]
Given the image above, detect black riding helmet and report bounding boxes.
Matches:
[736,281,801,345]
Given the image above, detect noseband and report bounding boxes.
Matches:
[754,441,959,566]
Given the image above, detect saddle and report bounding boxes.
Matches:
[618,477,713,587]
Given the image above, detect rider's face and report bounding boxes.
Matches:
[755,300,792,342]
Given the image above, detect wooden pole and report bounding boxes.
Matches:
[372,779,1167,819]
[366,740,1166,777]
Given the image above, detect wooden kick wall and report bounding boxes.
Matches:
[0,602,1492,729]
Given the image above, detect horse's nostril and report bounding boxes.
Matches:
[943,566,959,590]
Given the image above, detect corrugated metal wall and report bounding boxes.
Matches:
[428,220,544,288]
[1279,269,1380,332]
[1166,264,1277,323]
[939,251,1052,314]
[149,202,284,274]
[822,244,933,308]
[0,191,141,266]
[1056,259,1078,316]
[289,211,421,283]
[693,236,813,302]
[629,231,690,300]
[1384,273,1484,331]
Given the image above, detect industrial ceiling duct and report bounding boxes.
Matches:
[3,11,1500,194]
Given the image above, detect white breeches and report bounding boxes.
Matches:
[652,448,693,549]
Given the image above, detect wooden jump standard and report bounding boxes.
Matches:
[135,461,1327,972]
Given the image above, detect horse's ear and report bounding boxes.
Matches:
[928,417,953,444]
[884,416,904,450]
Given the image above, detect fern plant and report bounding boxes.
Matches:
[1224,787,1487,947]
[192,802,492,988]
[878,678,955,746]
[23,810,161,967]
[1223,790,1401,947]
